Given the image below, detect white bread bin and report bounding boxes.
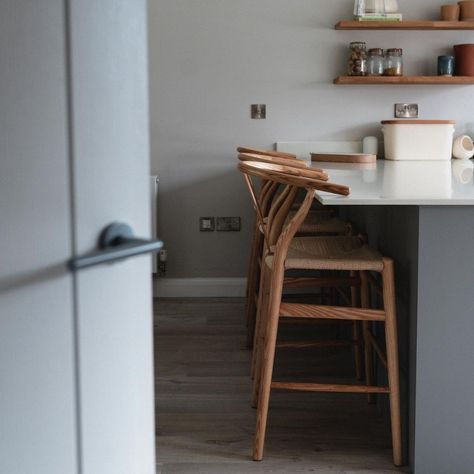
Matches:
[382,120,456,161]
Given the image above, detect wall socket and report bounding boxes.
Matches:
[395,103,419,118]
[199,217,215,232]
[216,217,241,232]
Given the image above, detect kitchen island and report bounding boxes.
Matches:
[313,159,474,474]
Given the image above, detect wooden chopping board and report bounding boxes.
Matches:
[311,152,376,164]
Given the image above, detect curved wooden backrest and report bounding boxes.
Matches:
[238,162,316,255]
[238,161,350,257]
[260,180,280,216]
[267,185,298,247]
[237,146,297,160]
[238,153,329,181]
[238,152,307,168]
[238,161,349,196]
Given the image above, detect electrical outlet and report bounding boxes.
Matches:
[216,217,241,232]
[199,217,215,232]
[395,103,419,118]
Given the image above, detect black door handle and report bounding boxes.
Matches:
[68,222,163,271]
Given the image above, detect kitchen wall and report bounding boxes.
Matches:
[148,0,474,281]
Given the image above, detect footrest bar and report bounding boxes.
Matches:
[271,382,390,394]
[279,303,386,322]
[276,340,357,349]
[283,276,360,289]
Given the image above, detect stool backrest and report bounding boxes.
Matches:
[239,161,348,193]
[237,147,297,160]
[238,161,350,258]
[238,153,328,179]
[238,152,306,168]
[238,153,327,226]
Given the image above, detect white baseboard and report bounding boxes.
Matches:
[153,277,247,298]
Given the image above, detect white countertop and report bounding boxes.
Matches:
[312,160,474,206]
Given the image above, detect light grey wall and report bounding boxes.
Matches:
[148,0,474,278]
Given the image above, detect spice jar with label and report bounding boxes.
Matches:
[367,48,384,76]
[347,42,367,76]
[384,48,403,76]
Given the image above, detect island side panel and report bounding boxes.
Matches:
[340,205,420,468]
[415,206,474,474]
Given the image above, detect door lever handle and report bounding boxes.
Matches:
[68,222,163,271]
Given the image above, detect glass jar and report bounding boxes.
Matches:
[367,48,384,76]
[348,42,367,76]
[384,48,403,76]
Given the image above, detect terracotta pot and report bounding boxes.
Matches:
[441,4,460,20]
[458,1,474,20]
[454,44,474,75]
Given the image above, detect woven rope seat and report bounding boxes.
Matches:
[266,236,384,272]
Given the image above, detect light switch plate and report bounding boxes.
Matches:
[251,104,266,119]
[395,103,419,118]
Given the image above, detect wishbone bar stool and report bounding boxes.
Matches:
[239,155,350,347]
[239,160,358,369]
[238,161,402,467]
[241,161,359,379]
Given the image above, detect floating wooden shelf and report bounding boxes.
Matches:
[335,20,474,30]
[334,76,474,85]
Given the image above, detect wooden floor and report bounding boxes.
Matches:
[154,298,406,474]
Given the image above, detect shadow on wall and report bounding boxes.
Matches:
[156,167,255,279]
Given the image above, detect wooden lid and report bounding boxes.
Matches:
[381,120,456,124]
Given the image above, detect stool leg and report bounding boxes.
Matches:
[251,258,267,379]
[246,225,263,347]
[361,271,375,404]
[351,271,363,380]
[352,322,363,380]
[382,258,403,467]
[254,268,284,461]
[251,264,270,406]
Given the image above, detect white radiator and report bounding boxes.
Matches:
[150,176,159,273]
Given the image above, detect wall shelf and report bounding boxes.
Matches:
[335,20,474,30]
[334,76,474,85]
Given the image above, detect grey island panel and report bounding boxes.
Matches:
[415,206,474,474]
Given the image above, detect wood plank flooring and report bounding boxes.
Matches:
[154,298,407,474]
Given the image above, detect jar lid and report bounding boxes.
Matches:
[381,120,456,125]
[386,48,403,55]
[368,48,384,55]
[350,41,367,48]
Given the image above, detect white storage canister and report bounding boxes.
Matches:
[382,120,456,161]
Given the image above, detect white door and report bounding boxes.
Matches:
[0,1,157,473]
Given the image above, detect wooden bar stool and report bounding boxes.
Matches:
[239,160,362,381]
[238,152,351,347]
[238,152,363,383]
[238,161,402,467]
